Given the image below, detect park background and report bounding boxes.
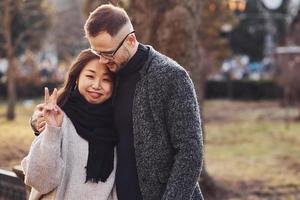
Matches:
[1,0,300,199]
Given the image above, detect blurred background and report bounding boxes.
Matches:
[0,0,300,199]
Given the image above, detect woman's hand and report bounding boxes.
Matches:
[43,87,63,127]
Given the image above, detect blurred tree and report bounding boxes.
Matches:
[229,0,289,61]
[276,52,300,120]
[0,0,51,120]
[287,9,300,45]
[277,10,300,120]
[199,0,238,79]
[49,0,87,62]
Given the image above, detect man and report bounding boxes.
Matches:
[32,4,203,200]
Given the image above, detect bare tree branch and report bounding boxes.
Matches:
[3,0,17,120]
[14,18,49,49]
[17,29,50,50]
[21,0,39,7]
[3,0,14,54]
[0,42,5,48]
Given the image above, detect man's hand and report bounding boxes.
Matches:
[30,103,46,134]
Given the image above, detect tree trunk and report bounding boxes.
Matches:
[3,0,17,120]
[129,0,221,198]
[6,57,17,120]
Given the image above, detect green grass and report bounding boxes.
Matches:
[203,100,300,198]
[0,99,39,170]
[206,121,300,185]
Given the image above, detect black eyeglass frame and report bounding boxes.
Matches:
[90,30,135,59]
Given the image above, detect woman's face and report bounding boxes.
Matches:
[77,59,113,104]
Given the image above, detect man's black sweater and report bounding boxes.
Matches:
[113,44,149,200]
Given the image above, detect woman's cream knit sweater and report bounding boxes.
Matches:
[21,113,117,200]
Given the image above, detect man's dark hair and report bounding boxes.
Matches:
[84,4,130,37]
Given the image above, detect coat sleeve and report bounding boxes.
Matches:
[21,119,65,194]
[162,69,203,200]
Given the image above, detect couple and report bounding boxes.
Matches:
[22,4,204,200]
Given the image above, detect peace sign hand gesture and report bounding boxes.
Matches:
[43,87,63,127]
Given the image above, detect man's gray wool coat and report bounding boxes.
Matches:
[131,45,204,200]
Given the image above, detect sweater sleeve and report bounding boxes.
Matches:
[162,69,203,200]
[21,119,65,194]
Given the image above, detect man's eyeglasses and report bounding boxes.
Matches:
[90,30,135,59]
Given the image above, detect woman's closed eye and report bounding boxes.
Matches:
[103,78,112,82]
[86,75,94,79]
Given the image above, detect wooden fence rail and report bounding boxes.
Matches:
[0,169,27,200]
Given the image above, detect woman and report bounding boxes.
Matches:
[21,49,118,200]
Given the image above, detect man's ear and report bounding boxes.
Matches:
[126,34,136,47]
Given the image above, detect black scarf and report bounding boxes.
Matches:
[62,88,117,183]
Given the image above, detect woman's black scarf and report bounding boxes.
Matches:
[62,88,117,183]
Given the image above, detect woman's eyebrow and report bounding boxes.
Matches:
[85,69,96,73]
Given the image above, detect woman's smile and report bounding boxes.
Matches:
[88,91,102,99]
